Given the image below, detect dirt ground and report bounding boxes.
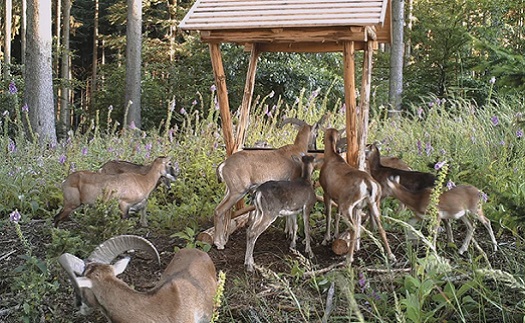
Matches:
[0,215,507,322]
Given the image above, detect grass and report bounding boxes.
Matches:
[1,87,524,322]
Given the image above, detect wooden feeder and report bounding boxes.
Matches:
[180,0,391,167]
[180,0,392,253]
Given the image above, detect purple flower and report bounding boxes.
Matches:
[425,142,434,156]
[340,103,346,113]
[434,161,446,170]
[9,209,21,223]
[491,116,499,126]
[81,147,88,156]
[417,107,424,119]
[446,180,456,190]
[489,76,496,84]
[180,108,186,115]
[480,192,488,203]
[417,140,422,155]
[129,121,137,130]
[210,84,217,92]
[214,97,219,110]
[145,142,152,151]
[517,129,523,138]
[58,154,67,164]
[8,82,17,94]
[8,139,16,153]
[500,140,505,146]
[108,105,113,111]
[192,100,198,106]
[358,272,366,292]
[21,103,29,113]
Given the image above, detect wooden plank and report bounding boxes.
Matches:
[192,8,382,18]
[343,41,358,168]
[209,43,235,156]
[244,41,367,53]
[184,19,381,30]
[200,26,369,43]
[234,44,260,151]
[188,13,381,23]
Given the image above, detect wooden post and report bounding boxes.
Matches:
[357,40,374,170]
[343,41,358,167]
[209,43,235,156]
[234,44,260,152]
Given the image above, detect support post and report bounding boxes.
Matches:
[357,40,374,170]
[343,41,358,167]
[235,44,260,152]
[209,43,235,156]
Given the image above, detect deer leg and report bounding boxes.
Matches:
[214,190,245,249]
[303,207,314,258]
[322,193,333,245]
[369,199,396,261]
[458,216,475,255]
[443,219,454,243]
[477,208,498,252]
[245,209,275,272]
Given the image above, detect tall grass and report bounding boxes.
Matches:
[1,86,524,322]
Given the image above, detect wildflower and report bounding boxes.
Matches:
[295,97,300,104]
[129,121,137,130]
[500,140,505,146]
[180,108,187,115]
[9,209,21,223]
[269,90,275,98]
[145,142,152,151]
[434,161,446,170]
[214,97,219,110]
[358,272,366,293]
[8,139,16,153]
[446,180,456,190]
[21,103,29,113]
[489,76,496,84]
[491,116,499,126]
[210,84,217,92]
[425,142,434,156]
[417,140,422,155]
[480,192,488,203]
[58,154,67,164]
[81,147,88,155]
[440,149,446,155]
[310,88,320,99]
[169,99,176,112]
[108,105,113,111]
[428,101,434,107]
[517,129,523,138]
[8,82,17,94]
[340,103,346,113]
[417,107,424,119]
[192,100,198,106]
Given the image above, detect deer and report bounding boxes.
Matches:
[245,154,318,272]
[54,156,177,227]
[213,116,326,250]
[58,235,217,323]
[386,175,498,254]
[319,128,395,263]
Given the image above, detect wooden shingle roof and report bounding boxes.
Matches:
[180,0,391,47]
[180,0,389,30]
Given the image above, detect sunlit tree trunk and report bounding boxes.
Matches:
[21,0,27,66]
[90,0,99,109]
[168,0,176,62]
[55,0,61,73]
[60,0,71,132]
[125,0,142,128]
[4,0,12,79]
[26,0,57,145]
[389,0,404,115]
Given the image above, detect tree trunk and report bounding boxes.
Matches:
[25,0,56,145]
[4,0,12,79]
[125,0,142,129]
[389,0,404,115]
[21,0,27,66]
[60,0,72,133]
[90,0,99,110]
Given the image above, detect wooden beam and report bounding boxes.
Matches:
[200,26,373,44]
[234,44,260,151]
[209,43,235,156]
[357,40,374,170]
[343,41,358,168]
[244,41,367,53]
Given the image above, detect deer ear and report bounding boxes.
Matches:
[112,257,131,276]
[77,277,93,289]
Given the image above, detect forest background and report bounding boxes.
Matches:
[1,0,525,322]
